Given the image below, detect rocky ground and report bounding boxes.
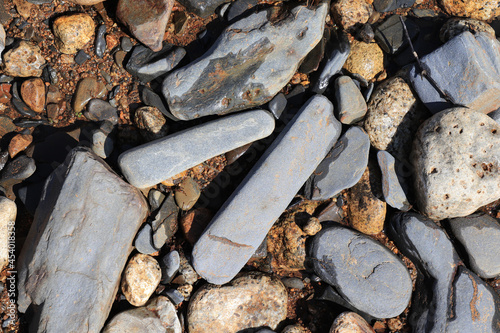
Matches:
[0,0,499,332]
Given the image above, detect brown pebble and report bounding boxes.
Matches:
[225,143,252,165]
[114,50,127,69]
[180,207,213,245]
[343,40,384,82]
[0,116,16,138]
[330,312,375,333]
[72,77,107,113]
[46,85,63,104]
[21,78,45,113]
[13,0,34,20]
[53,13,95,54]
[174,177,200,211]
[0,84,12,104]
[8,134,33,158]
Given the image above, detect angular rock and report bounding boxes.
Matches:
[8,133,32,158]
[192,95,341,284]
[440,0,500,21]
[140,86,171,118]
[373,0,415,12]
[408,32,500,114]
[0,116,15,138]
[117,0,174,52]
[85,99,119,125]
[17,147,148,332]
[119,109,275,188]
[174,177,200,211]
[312,30,350,94]
[134,106,167,141]
[347,164,386,235]
[311,225,412,318]
[152,197,179,249]
[91,128,113,159]
[53,13,95,54]
[439,18,495,43]
[306,126,370,200]
[163,3,328,120]
[374,15,419,54]
[268,93,287,119]
[73,77,107,113]
[160,250,180,284]
[187,273,287,333]
[102,296,181,333]
[121,253,161,307]
[330,312,375,333]
[176,0,229,18]
[162,289,184,305]
[21,78,45,112]
[134,223,157,255]
[0,197,16,271]
[364,76,424,162]
[412,108,500,220]
[2,41,45,77]
[448,214,500,278]
[334,76,367,124]
[343,40,384,81]
[377,150,410,211]
[332,0,373,30]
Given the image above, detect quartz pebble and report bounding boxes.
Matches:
[121,253,161,307]
[134,106,168,141]
[440,0,500,21]
[192,95,341,284]
[331,0,373,30]
[53,13,95,54]
[119,110,274,188]
[3,41,45,77]
[330,312,375,333]
[343,40,384,81]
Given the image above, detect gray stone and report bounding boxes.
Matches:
[192,95,341,285]
[334,76,367,124]
[163,3,328,120]
[95,24,106,58]
[161,250,180,284]
[226,0,258,21]
[412,108,500,220]
[148,189,166,212]
[102,296,181,333]
[17,147,148,332]
[0,197,15,271]
[373,0,415,13]
[74,49,90,65]
[91,128,113,159]
[119,110,275,188]
[408,31,500,114]
[151,193,178,232]
[135,223,157,255]
[161,289,184,305]
[140,86,174,121]
[281,277,305,290]
[377,150,410,211]
[85,99,119,125]
[312,30,350,94]
[0,151,8,173]
[449,214,500,278]
[268,93,287,119]
[0,155,36,189]
[306,126,370,200]
[120,36,133,52]
[311,225,412,319]
[187,273,287,333]
[176,0,229,18]
[374,15,419,54]
[389,212,500,333]
[488,108,500,124]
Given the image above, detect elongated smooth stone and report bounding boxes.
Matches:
[118,110,275,188]
[192,95,341,284]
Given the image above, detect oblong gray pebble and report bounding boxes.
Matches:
[161,250,180,284]
[377,150,410,211]
[192,95,341,284]
[119,110,275,188]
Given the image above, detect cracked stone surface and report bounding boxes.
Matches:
[17,147,148,333]
[389,212,500,332]
[310,224,412,319]
[411,107,500,220]
[187,272,287,333]
[162,3,328,120]
[192,95,341,285]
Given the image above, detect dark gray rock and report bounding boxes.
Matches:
[0,155,36,189]
[91,128,113,159]
[12,97,36,118]
[74,49,90,65]
[119,110,274,188]
[373,0,416,13]
[95,24,106,58]
[357,23,375,43]
[163,3,328,120]
[192,95,342,285]
[139,86,177,121]
[226,0,258,21]
[377,150,410,211]
[334,76,367,124]
[126,43,185,83]
[268,93,287,119]
[120,36,133,52]
[161,289,184,305]
[312,30,350,94]
[449,214,500,279]
[374,15,419,54]
[489,108,500,124]
[17,147,148,332]
[151,193,178,249]
[148,189,166,212]
[135,223,157,255]
[408,31,500,114]
[176,0,229,18]
[310,225,412,318]
[306,126,370,200]
[160,250,180,284]
[85,99,119,125]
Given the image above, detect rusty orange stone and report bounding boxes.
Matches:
[8,133,33,158]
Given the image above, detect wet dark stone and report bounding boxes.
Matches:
[373,0,416,12]
[120,36,133,52]
[357,23,374,43]
[85,99,119,125]
[0,155,36,189]
[139,85,178,121]
[374,15,419,54]
[176,0,229,18]
[95,24,106,58]
[74,49,91,65]
[13,118,49,127]
[268,93,287,119]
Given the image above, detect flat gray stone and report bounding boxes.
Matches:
[85,99,118,125]
[134,223,157,255]
[17,147,148,332]
[192,95,341,284]
[449,214,500,278]
[408,31,500,114]
[163,3,328,120]
[377,150,410,211]
[334,76,367,124]
[412,108,500,220]
[306,126,370,200]
[161,250,180,284]
[311,225,412,319]
[91,128,113,159]
[119,110,275,188]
